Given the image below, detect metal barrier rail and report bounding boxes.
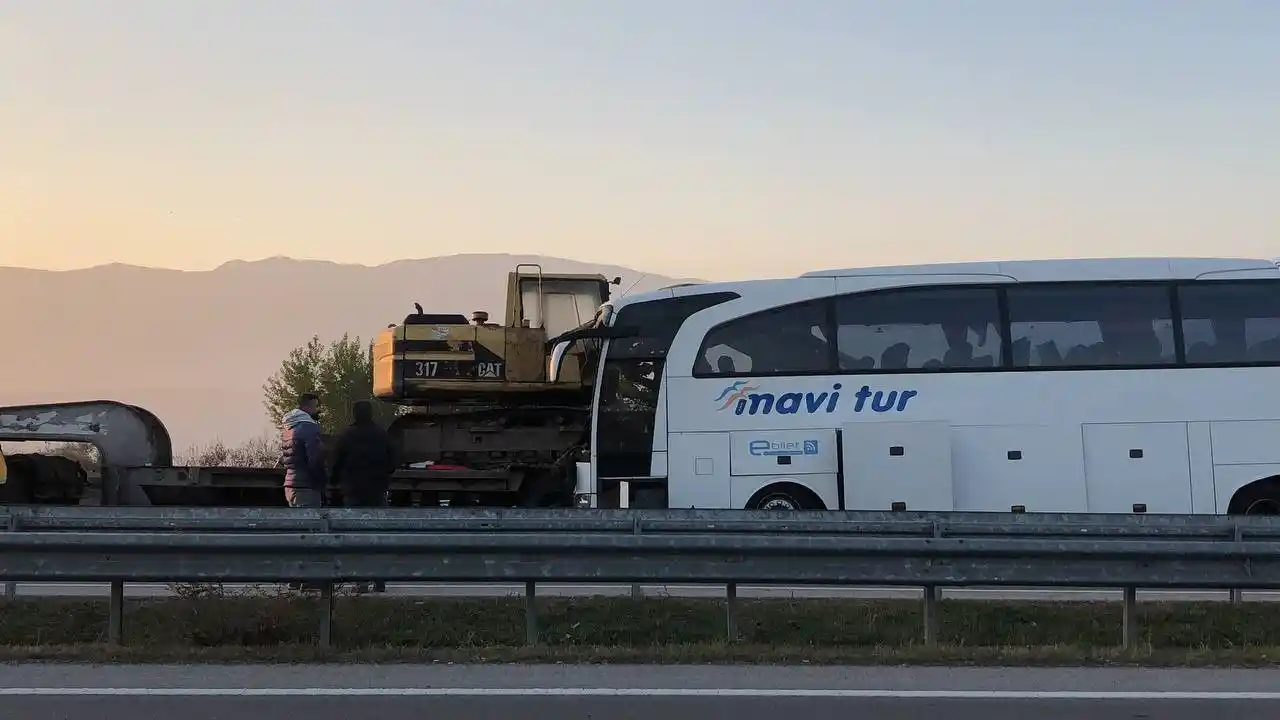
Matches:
[2,506,1279,650]
[6,505,1280,538]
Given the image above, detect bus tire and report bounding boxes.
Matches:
[746,483,824,511]
[1227,477,1280,516]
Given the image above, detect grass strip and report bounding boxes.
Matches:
[2,594,1280,666]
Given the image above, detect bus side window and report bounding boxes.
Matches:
[697,299,830,376]
[1006,284,1176,368]
[1179,282,1280,364]
[834,286,1003,371]
[701,346,750,374]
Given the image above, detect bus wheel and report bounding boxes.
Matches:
[747,483,823,511]
[1228,478,1280,517]
[1245,497,1280,516]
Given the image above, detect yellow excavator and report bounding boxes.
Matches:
[370,263,620,506]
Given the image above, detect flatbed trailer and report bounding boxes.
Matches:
[0,400,579,507]
[111,464,554,507]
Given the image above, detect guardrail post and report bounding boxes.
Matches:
[319,582,333,648]
[1231,522,1244,604]
[725,582,738,643]
[107,581,125,645]
[1122,586,1138,650]
[922,584,940,646]
[921,520,942,646]
[630,502,643,600]
[3,512,16,599]
[524,580,538,645]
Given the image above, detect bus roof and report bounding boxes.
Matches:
[609,257,1280,314]
[801,257,1279,281]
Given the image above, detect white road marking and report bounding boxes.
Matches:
[1,687,1280,699]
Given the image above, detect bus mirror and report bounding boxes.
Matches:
[548,340,572,383]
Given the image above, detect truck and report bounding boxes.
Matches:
[0,264,623,508]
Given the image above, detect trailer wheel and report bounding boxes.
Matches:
[746,483,824,511]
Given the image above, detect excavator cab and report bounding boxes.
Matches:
[372,264,620,405]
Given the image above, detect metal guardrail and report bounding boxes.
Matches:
[8,505,1280,536]
[2,506,1279,650]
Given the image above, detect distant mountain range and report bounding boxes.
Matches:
[0,254,693,451]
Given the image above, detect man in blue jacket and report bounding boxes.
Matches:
[280,392,327,509]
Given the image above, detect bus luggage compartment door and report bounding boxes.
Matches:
[728,429,840,509]
[841,420,954,512]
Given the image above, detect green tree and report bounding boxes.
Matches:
[262,334,399,436]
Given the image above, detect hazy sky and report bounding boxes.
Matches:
[3,1,1278,281]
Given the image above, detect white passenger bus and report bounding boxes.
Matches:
[555,257,1280,516]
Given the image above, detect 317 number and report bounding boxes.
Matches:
[413,361,440,377]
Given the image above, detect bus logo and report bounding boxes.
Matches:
[714,381,760,411]
[749,439,820,456]
[713,381,918,416]
[714,381,842,416]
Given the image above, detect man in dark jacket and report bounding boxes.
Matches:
[331,400,397,593]
[280,393,327,509]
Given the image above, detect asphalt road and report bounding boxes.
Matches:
[5,665,1280,719]
[2,581,1274,602]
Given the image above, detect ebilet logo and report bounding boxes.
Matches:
[748,439,820,456]
[713,381,917,416]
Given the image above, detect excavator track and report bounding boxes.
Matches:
[391,402,589,471]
